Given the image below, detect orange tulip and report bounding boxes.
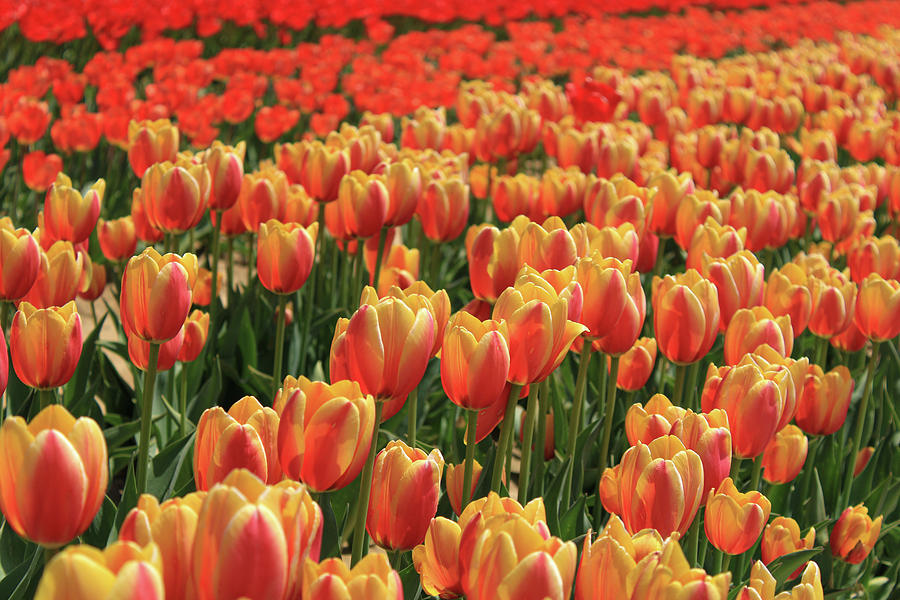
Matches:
[601,436,704,537]
[119,493,205,600]
[830,504,882,564]
[847,235,900,283]
[19,240,82,308]
[177,310,209,363]
[120,247,196,343]
[761,424,807,484]
[131,188,165,243]
[446,460,482,516]
[739,560,823,600]
[705,477,770,555]
[614,337,657,391]
[10,301,82,390]
[238,167,288,232]
[652,269,720,365]
[127,327,184,372]
[256,219,318,295]
[795,364,853,436]
[625,394,686,446]
[627,531,731,600]
[141,161,211,233]
[337,170,389,239]
[647,170,694,237]
[723,306,793,365]
[674,191,730,251]
[276,377,375,492]
[330,297,435,408]
[854,446,874,477]
[669,409,733,498]
[765,263,812,338]
[128,119,179,177]
[303,553,402,600]
[383,159,422,227]
[194,396,281,490]
[519,219,578,274]
[42,175,103,244]
[0,405,107,548]
[808,271,856,339]
[35,541,164,600]
[466,224,520,302]
[97,216,137,262]
[762,517,816,578]
[201,140,245,211]
[703,250,765,331]
[413,516,465,599]
[366,440,444,551]
[418,177,470,242]
[23,150,63,192]
[574,254,632,338]
[855,273,900,341]
[440,311,510,411]
[362,281,451,358]
[0,219,41,301]
[571,222,639,266]
[685,218,746,273]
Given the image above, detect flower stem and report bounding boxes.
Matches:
[672,362,688,407]
[407,386,418,448]
[372,227,387,291]
[597,355,620,476]
[814,335,828,370]
[179,363,188,436]
[137,343,160,496]
[686,515,701,566]
[533,379,550,498]
[272,294,288,399]
[351,401,383,566]
[839,341,880,513]
[562,342,592,509]
[749,454,763,491]
[490,383,523,493]
[39,388,55,410]
[463,409,479,507]
[208,210,222,354]
[517,383,541,503]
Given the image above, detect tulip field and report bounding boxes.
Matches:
[2,0,900,598]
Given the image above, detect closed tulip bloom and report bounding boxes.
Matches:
[302,142,352,203]
[466,224,520,302]
[670,409,732,498]
[460,512,576,600]
[574,254,632,339]
[493,173,541,222]
[413,516,465,598]
[765,264,812,337]
[652,269,720,365]
[703,251,765,331]
[519,220,578,273]
[625,394,686,446]
[23,151,63,192]
[855,273,900,341]
[724,306,793,365]
[795,364,853,435]
[128,119,179,177]
[739,560,824,600]
[131,188,165,243]
[43,176,103,244]
[808,271,856,339]
[615,337,657,391]
[686,219,746,273]
[847,235,900,283]
[628,533,731,600]
[256,219,318,295]
[854,446,874,477]
[337,170,389,239]
[177,310,209,363]
[831,504,882,564]
[192,471,289,600]
[35,541,164,600]
[0,219,41,301]
[383,159,422,226]
[127,327,184,372]
[10,301,82,390]
[330,297,435,406]
[570,222,639,266]
[19,240,82,308]
[303,553,402,600]
[362,281,451,358]
[705,477,771,555]
[97,217,137,262]
[674,191,731,251]
[120,247,196,343]
[604,436,705,537]
[141,161,211,233]
[194,396,281,490]
[441,312,510,411]
[0,405,107,547]
[594,266,645,356]
[418,177,470,242]
[276,377,375,492]
[763,517,816,579]
[238,167,288,232]
[366,440,444,551]
[647,170,694,237]
[761,424,807,484]
[202,140,245,211]
[446,460,482,516]
[119,493,205,600]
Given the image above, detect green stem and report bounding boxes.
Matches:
[272,294,288,399]
[730,457,742,483]
[720,553,731,577]
[490,383,523,493]
[684,360,700,410]
[798,435,820,501]
[814,335,828,370]
[0,300,10,333]
[372,227,387,290]
[226,236,234,294]
[209,211,222,352]
[247,232,256,289]
[517,383,541,503]
[463,410,479,507]
[180,363,188,436]
[533,379,550,498]
[672,363,688,407]
[351,401,383,565]
[562,342,592,509]
[38,388,55,410]
[407,386,418,448]
[749,455,763,491]
[597,356,620,475]
[137,343,160,497]
[839,341,880,513]
[685,515,701,567]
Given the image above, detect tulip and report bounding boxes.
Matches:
[194,395,281,490]
[765,264,812,337]
[625,394,686,446]
[615,337,657,391]
[35,542,164,600]
[669,409,732,498]
[674,191,730,251]
[652,269,720,367]
[418,177,470,242]
[724,306,793,365]
[795,364,853,436]
[705,477,770,555]
[202,140,245,211]
[0,405,107,547]
[128,119,179,177]
[740,560,823,600]
[131,188,164,243]
[238,167,287,233]
[466,224,520,302]
[97,216,137,262]
[190,268,215,306]
[383,159,422,226]
[23,151,63,192]
[9,301,82,398]
[761,517,815,578]
[519,219,577,274]
[647,170,694,237]
[440,311,510,411]
[0,219,41,301]
[276,377,375,492]
[685,219,746,273]
[303,553,402,600]
[446,460,482,516]
[494,173,541,222]
[703,250,765,331]
[120,247,196,343]
[808,271,856,339]
[301,141,351,203]
[363,281,451,359]
[854,447,874,477]
[855,273,900,342]
[42,176,103,244]
[602,436,704,537]
[127,327,184,372]
[19,240,82,308]
[831,504,882,564]
[141,161,211,234]
[627,532,731,600]
[119,493,205,600]
[761,424,807,484]
[366,440,444,551]
[413,516,465,598]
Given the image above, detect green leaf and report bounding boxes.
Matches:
[0,519,29,575]
[63,312,107,408]
[146,433,196,500]
[114,461,139,532]
[0,546,40,600]
[82,496,118,548]
[237,308,258,372]
[766,547,822,588]
[559,495,589,541]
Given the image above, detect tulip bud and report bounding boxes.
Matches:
[703,250,765,331]
[256,219,318,295]
[238,167,288,233]
[830,504,882,564]
[10,301,82,390]
[418,177,470,242]
[446,460,482,516]
[97,216,137,262]
[761,424,807,484]
[0,405,107,547]
[669,409,732,498]
[120,248,196,343]
[43,177,103,244]
[855,273,900,342]
[808,271,856,339]
[724,306,793,365]
[652,269,720,365]
[202,140,245,211]
[761,517,815,578]
[625,394,686,446]
[412,516,465,598]
[0,219,41,301]
[19,240,82,308]
[795,364,853,436]
[854,446,874,477]
[128,119,179,177]
[705,477,771,555]
[440,311,510,411]
[614,337,657,391]
[303,553,402,600]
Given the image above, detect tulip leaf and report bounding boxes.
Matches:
[146,432,196,500]
[246,364,274,398]
[767,547,822,589]
[236,307,258,374]
[559,495,589,541]
[103,418,142,451]
[0,545,40,600]
[398,561,422,600]
[63,312,107,408]
[81,495,118,548]
[0,519,29,575]
[114,461,139,532]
